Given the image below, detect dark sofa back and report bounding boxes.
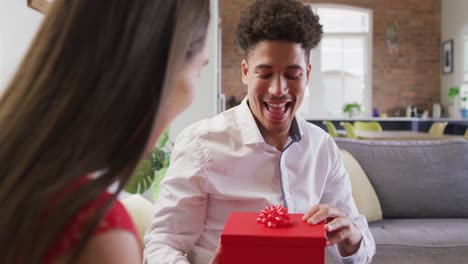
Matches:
[335,138,468,218]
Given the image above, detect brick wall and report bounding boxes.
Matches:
[220,0,441,116]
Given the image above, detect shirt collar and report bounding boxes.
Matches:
[235,98,303,145]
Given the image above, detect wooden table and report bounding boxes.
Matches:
[337,130,466,140]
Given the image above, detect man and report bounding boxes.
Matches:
[144,0,375,263]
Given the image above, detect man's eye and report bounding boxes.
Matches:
[286,73,303,80]
[255,72,272,79]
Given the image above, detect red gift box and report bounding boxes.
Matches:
[221,212,326,264]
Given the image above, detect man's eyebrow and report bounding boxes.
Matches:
[286,65,304,70]
[254,64,273,70]
[254,64,304,70]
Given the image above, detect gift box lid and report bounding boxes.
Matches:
[222,212,326,247]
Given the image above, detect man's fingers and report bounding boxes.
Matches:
[326,227,351,246]
[209,244,222,264]
[305,205,346,224]
[302,204,320,221]
[325,217,349,232]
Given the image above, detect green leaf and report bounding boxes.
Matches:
[151,149,166,171]
[164,152,171,167]
[125,159,155,194]
[126,128,172,195]
[150,167,168,202]
[157,129,170,150]
[448,87,460,99]
[343,102,362,113]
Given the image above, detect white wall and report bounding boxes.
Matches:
[0,0,220,139]
[441,0,468,107]
[168,0,220,140]
[0,0,43,93]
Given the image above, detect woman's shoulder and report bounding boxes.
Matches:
[72,225,142,263]
[95,196,139,236]
[45,191,140,263]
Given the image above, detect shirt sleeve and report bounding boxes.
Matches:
[319,135,376,264]
[143,126,209,264]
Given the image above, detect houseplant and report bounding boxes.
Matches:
[124,129,172,202]
[448,86,463,118]
[448,86,460,99]
[343,102,362,118]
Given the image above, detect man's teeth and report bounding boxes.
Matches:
[267,102,286,108]
[266,102,289,113]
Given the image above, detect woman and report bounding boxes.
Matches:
[0,0,210,263]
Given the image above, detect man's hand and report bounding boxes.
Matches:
[209,243,222,264]
[302,204,363,257]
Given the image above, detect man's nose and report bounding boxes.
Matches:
[268,75,288,97]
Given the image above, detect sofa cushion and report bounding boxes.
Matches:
[340,149,383,222]
[335,138,468,218]
[121,194,154,243]
[368,219,468,264]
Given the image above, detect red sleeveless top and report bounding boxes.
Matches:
[44,187,140,263]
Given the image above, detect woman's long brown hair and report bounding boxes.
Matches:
[0,0,209,262]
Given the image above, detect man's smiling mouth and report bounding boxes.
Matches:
[264,101,291,114]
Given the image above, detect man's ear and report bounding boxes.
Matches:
[306,63,312,84]
[241,59,249,85]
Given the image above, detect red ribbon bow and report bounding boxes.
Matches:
[257,205,292,228]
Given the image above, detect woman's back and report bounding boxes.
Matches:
[0,0,210,262]
[44,178,140,263]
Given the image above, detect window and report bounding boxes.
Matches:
[463,34,468,83]
[299,5,372,118]
[461,34,468,107]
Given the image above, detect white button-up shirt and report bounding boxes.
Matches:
[144,100,375,264]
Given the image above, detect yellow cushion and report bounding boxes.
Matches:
[121,194,154,243]
[340,150,383,222]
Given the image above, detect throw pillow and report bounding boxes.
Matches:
[121,194,154,243]
[340,149,383,222]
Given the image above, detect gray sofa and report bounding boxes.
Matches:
[331,138,468,264]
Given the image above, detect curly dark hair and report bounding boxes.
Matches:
[236,0,322,61]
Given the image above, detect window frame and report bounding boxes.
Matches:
[462,34,468,83]
[461,32,468,106]
[305,4,373,118]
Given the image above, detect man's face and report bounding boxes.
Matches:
[242,40,311,139]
